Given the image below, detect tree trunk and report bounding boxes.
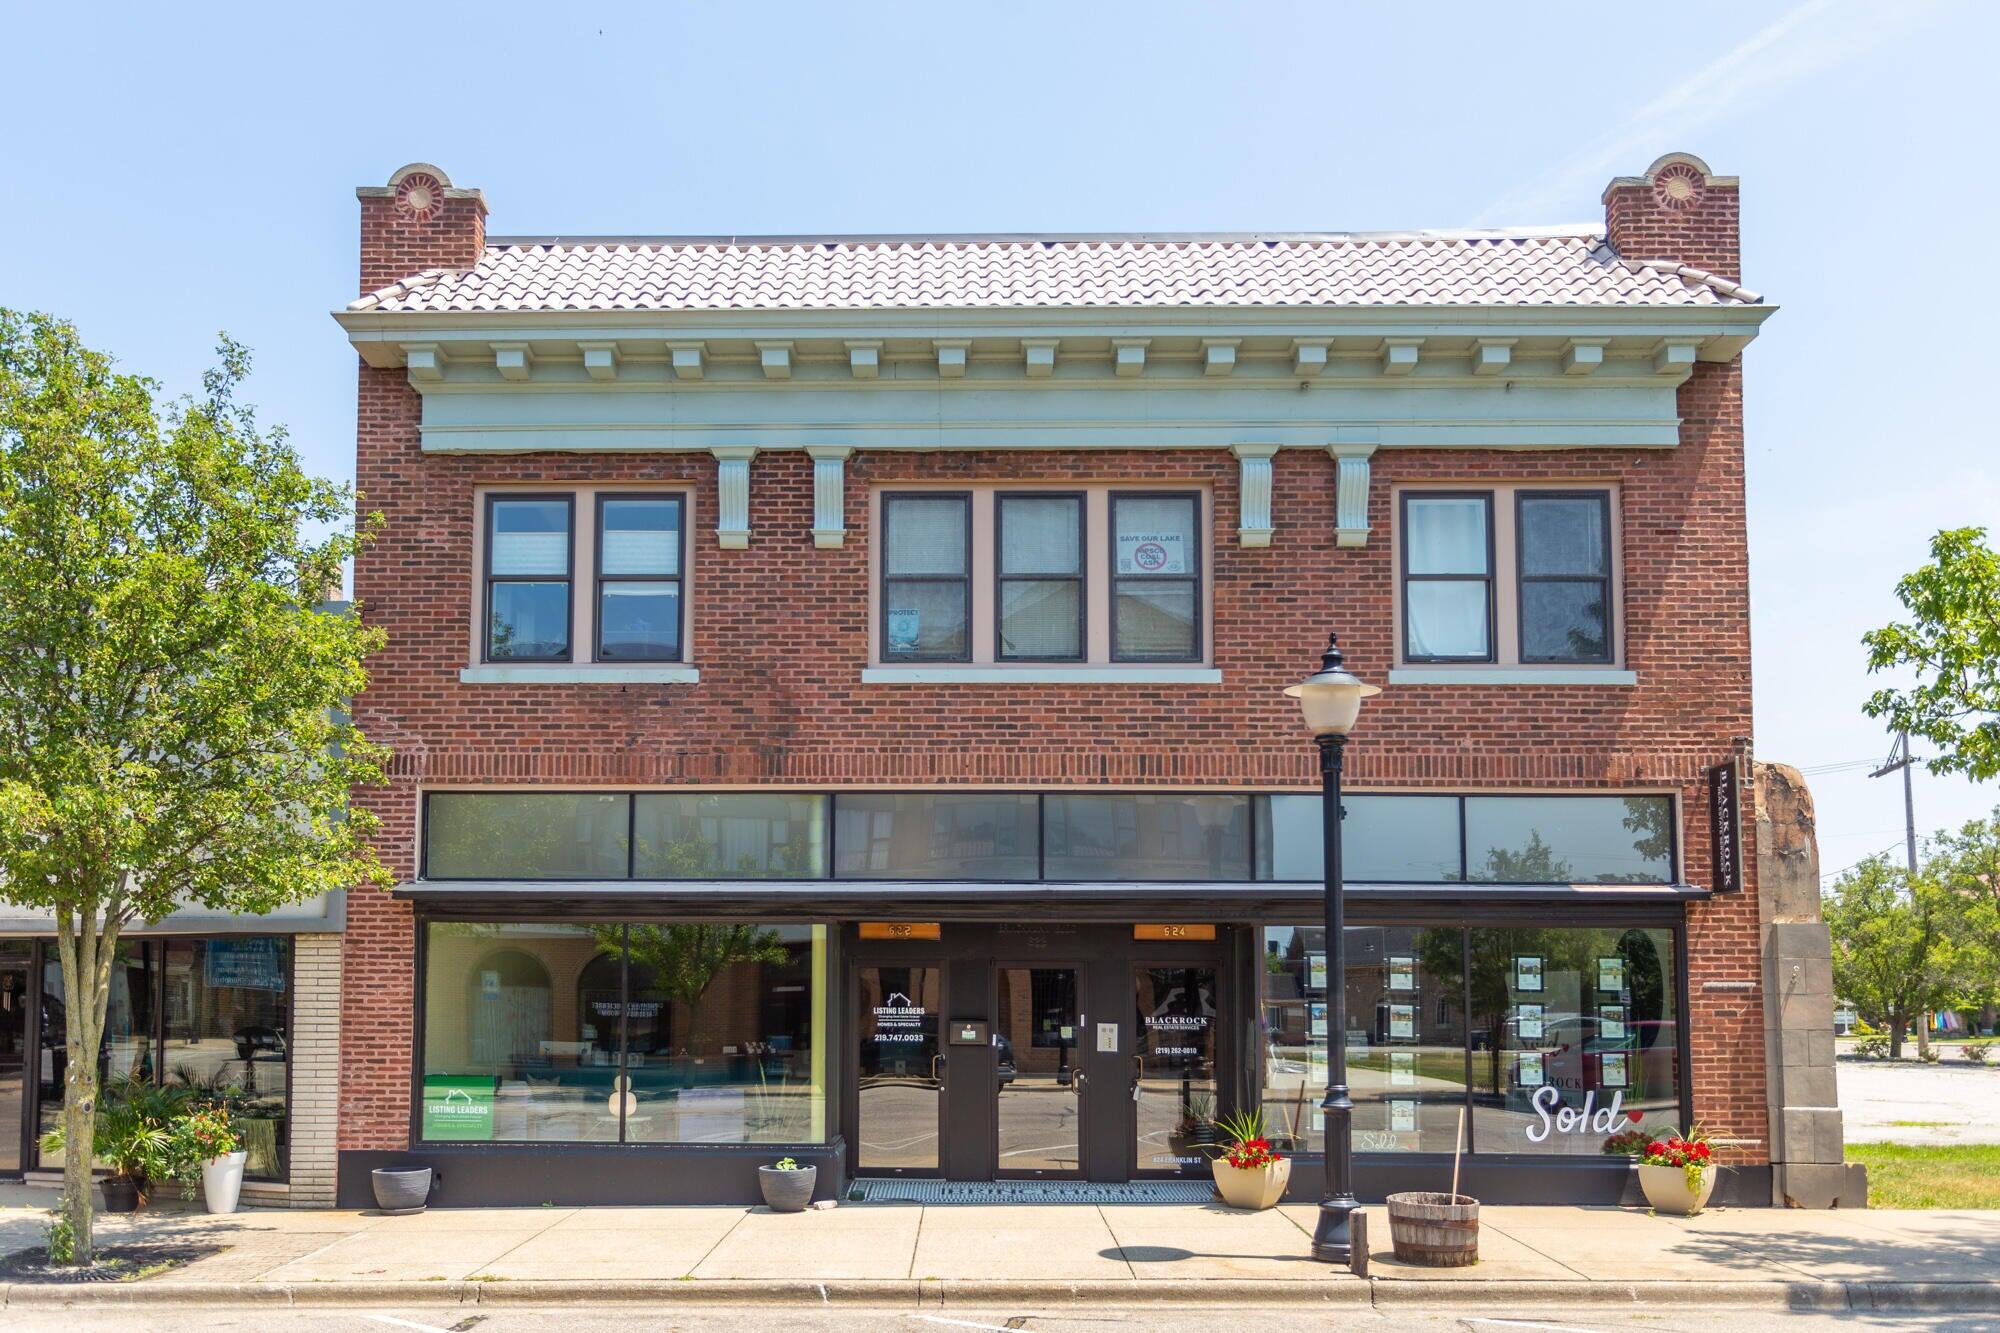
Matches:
[1916,1011,1932,1061]
[54,908,110,1266]
[1889,1012,1907,1060]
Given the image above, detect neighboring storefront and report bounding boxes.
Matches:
[336,153,1778,1209]
[0,897,345,1206]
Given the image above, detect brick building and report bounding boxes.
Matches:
[324,153,1796,1208]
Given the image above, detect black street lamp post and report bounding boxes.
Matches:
[1285,632,1380,1273]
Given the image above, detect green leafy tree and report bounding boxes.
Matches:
[0,313,389,1263]
[1825,855,1988,1058]
[595,924,790,1052]
[1864,527,2000,780]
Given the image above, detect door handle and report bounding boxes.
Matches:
[931,1054,944,1082]
[1072,1070,1087,1093]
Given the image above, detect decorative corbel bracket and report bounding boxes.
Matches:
[1112,338,1150,378]
[934,339,970,379]
[1329,443,1377,548]
[491,343,532,381]
[402,343,445,383]
[806,445,851,548]
[1232,443,1280,547]
[1022,338,1059,378]
[845,341,882,379]
[579,341,619,381]
[757,342,794,380]
[710,446,758,549]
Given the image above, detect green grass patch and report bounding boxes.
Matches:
[1846,1143,2000,1209]
[1346,1050,1469,1084]
[1886,1120,1949,1128]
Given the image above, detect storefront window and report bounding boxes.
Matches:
[1464,796,1672,884]
[38,941,154,1168]
[1466,925,1680,1154]
[1261,926,1466,1153]
[1258,794,1673,885]
[424,793,631,879]
[420,921,827,1145]
[633,793,827,879]
[833,794,1038,880]
[163,938,291,1180]
[1044,794,1249,881]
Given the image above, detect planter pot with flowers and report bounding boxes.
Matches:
[758,1156,817,1212]
[1209,1108,1291,1211]
[1636,1129,1717,1215]
[40,1074,193,1214]
[172,1105,248,1214]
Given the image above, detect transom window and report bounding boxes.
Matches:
[1398,486,1619,668]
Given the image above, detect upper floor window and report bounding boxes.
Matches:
[1111,492,1202,662]
[871,487,1210,669]
[881,493,972,661]
[485,496,573,662]
[595,496,685,662]
[1397,486,1619,668]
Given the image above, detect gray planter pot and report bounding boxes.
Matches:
[371,1167,435,1214]
[758,1164,817,1213]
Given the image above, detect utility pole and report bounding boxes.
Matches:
[1871,731,1926,1056]
[1869,731,1919,876]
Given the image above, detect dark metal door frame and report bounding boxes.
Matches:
[846,952,949,1179]
[989,958,1094,1180]
[1126,950,1228,1180]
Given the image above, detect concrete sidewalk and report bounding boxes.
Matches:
[1,1185,1996,1310]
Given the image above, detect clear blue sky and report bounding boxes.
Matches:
[6,0,1996,880]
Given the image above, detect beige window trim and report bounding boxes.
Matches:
[868,483,1212,670]
[470,483,698,672]
[1392,481,1625,672]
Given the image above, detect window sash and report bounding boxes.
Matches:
[594,494,685,663]
[1400,492,1495,664]
[1109,491,1202,663]
[1515,490,1614,665]
[881,493,972,662]
[996,492,1085,662]
[485,494,574,663]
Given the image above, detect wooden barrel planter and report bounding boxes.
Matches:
[1384,1192,1479,1267]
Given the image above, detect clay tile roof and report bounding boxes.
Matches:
[348,231,1762,315]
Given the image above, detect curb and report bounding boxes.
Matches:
[3,1277,1998,1312]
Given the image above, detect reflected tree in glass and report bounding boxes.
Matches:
[597,924,788,1051]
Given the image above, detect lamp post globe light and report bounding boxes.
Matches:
[1283,632,1380,1271]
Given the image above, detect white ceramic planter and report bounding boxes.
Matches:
[203,1150,248,1214]
[1637,1161,1716,1215]
[1211,1157,1291,1210]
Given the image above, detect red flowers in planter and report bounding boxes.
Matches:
[1639,1131,1715,1194]
[1222,1135,1283,1171]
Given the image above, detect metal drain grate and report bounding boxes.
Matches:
[851,1178,1217,1205]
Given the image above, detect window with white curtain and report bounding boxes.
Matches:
[881,493,972,661]
[486,496,574,661]
[997,493,1084,660]
[1398,486,1620,669]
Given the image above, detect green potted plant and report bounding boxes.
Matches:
[1635,1126,1717,1215]
[758,1155,816,1212]
[40,1075,187,1213]
[172,1104,247,1213]
[1208,1108,1290,1210]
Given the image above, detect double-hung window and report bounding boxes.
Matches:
[1397,486,1619,669]
[595,495,685,661]
[1110,492,1201,662]
[996,493,1084,661]
[485,496,574,661]
[1400,493,1494,662]
[881,493,972,661]
[1516,491,1613,663]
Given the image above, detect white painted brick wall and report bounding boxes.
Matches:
[283,931,342,1207]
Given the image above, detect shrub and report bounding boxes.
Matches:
[1856,1037,1890,1059]
[1965,1043,1992,1065]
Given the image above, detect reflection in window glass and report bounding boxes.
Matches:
[1466,926,1680,1155]
[832,794,1038,879]
[1260,927,1466,1153]
[1518,493,1611,664]
[422,923,623,1143]
[1465,796,1673,884]
[37,943,155,1168]
[633,794,827,879]
[425,793,631,879]
[1257,795,1462,882]
[164,939,291,1180]
[1043,794,1248,881]
[624,924,824,1144]
[486,498,572,661]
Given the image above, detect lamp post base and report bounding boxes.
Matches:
[1311,1202,1369,1275]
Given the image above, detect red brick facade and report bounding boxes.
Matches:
[340,159,1768,1167]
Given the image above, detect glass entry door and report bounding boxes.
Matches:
[855,965,944,1173]
[994,966,1084,1176]
[1132,964,1219,1175]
